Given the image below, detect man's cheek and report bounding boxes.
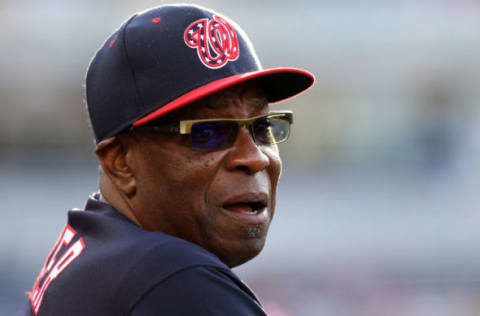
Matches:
[184,153,218,167]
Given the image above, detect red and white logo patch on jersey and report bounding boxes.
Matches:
[28,225,85,315]
[184,15,240,69]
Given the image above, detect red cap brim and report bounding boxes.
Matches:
[133,67,315,126]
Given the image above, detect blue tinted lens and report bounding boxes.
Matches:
[253,116,290,144]
[191,121,237,150]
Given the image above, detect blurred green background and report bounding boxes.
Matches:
[2,1,480,315]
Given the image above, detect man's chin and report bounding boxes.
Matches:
[214,236,267,268]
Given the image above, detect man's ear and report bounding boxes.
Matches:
[96,137,136,197]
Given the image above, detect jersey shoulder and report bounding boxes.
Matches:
[130,266,266,316]
[68,203,230,313]
[25,198,233,315]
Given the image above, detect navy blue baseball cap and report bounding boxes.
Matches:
[86,4,315,143]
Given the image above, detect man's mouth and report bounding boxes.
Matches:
[222,201,267,214]
[221,193,268,215]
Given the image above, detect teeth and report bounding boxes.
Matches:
[239,202,255,213]
[246,202,266,213]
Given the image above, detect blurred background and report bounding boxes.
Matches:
[2,0,480,315]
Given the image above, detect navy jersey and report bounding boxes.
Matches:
[23,195,266,315]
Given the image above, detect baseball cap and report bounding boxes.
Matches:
[86,4,315,143]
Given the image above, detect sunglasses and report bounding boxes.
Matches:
[133,111,293,151]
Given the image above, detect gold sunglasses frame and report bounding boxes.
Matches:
[178,110,294,134]
[133,111,294,136]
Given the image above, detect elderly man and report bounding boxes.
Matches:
[23,4,314,315]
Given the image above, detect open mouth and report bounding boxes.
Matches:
[222,201,267,214]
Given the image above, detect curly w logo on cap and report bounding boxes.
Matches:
[184,15,240,69]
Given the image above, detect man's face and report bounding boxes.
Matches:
[127,84,282,267]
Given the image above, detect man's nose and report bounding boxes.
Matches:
[224,127,270,174]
